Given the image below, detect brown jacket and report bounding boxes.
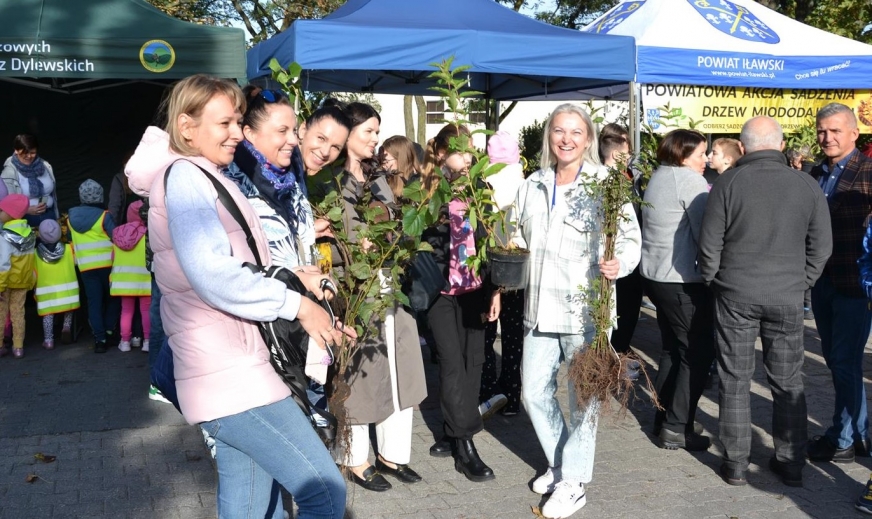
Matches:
[812,149,872,298]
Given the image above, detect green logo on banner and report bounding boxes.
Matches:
[140,40,175,73]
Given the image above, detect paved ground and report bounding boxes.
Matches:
[1,305,871,518]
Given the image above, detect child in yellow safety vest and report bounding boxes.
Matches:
[110,200,150,353]
[69,179,118,354]
[35,219,78,351]
[0,194,36,358]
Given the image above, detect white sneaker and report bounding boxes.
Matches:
[118,340,131,352]
[130,337,142,348]
[532,466,561,494]
[479,394,508,419]
[542,480,586,518]
[141,340,149,353]
[148,385,171,404]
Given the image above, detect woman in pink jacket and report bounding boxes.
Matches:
[126,75,352,519]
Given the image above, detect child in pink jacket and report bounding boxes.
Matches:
[110,200,150,352]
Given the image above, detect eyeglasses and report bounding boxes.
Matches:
[259,89,287,103]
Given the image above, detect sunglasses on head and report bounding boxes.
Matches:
[259,89,287,103]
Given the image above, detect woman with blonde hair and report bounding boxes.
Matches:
[514,103,640,517]
[125,74,351,518]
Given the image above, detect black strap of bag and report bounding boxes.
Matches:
[163,161,338,444]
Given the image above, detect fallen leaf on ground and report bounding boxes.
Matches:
[33,453,56,463]
[25,474,39,483]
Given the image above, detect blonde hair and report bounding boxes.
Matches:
[540,103,600,171]
[163,74,246,156]
[381,135,420,198]
[421,123,471,193]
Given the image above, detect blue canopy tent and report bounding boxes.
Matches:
[246,0,636,101]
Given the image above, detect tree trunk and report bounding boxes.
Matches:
[499,101,518,124]
[403,95,415,141]
[415,95,427,145]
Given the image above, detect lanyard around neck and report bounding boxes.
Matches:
[552,164,583,209]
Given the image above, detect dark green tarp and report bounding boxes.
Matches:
[0,0,246,88]
[0,0,246,211]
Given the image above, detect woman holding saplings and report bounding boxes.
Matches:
[512,103,640,519]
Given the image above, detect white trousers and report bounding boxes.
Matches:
[336,307,414,466]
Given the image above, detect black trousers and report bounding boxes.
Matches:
[428,290,487,440]
[611,265,644,354]
[481,289,525,413]
[644,279,715,434]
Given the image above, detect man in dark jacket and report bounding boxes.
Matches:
[699,116,832,487]
[806,103,872,466]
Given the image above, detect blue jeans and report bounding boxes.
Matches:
[521,328,599,483]
[812,275,872,448]
[80,268,120,342]
[199,397,346,519]
[148,276,164,369]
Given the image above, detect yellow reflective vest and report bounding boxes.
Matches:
[110,238,150,296]
[70,212,113,271]
[35,244,80,316]
[3,219,36,290]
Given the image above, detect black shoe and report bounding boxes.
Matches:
[719,463,747,486]
[94,340,108,354]
[61,329,73,345]
[658,429,711,451]
[375,458,422,483]
[429,437,453,458]
[769,457,803,487]
[453,438,495,482]
[807,435,854,463]
[856,437,872,457]
[652,413,703,436]
[106,332,120,348]
[350,465,392,492]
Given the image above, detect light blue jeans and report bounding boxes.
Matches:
[522,327,599,483]
[199,397,346,519]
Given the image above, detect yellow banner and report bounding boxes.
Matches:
[641,84,872,134]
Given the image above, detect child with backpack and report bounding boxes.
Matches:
[110,200,150,353]
[0,194,36,358]
[35,219,79,350]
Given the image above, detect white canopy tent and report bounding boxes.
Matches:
[584,0,872,89]
[527,0,872,140]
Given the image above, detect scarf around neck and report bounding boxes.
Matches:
[11,154,46,199]
[235,140,304,234]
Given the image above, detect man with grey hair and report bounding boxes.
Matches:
[806,102,872,467]
[699,116,832,487]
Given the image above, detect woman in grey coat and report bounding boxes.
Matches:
[640,129,715,453]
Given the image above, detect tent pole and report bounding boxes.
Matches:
[629,81,640,154]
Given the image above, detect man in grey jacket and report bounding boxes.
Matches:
[699,116,832,488]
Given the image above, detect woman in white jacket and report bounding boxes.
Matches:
[513,104,640,519]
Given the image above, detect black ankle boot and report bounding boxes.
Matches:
[453,438,495,482]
